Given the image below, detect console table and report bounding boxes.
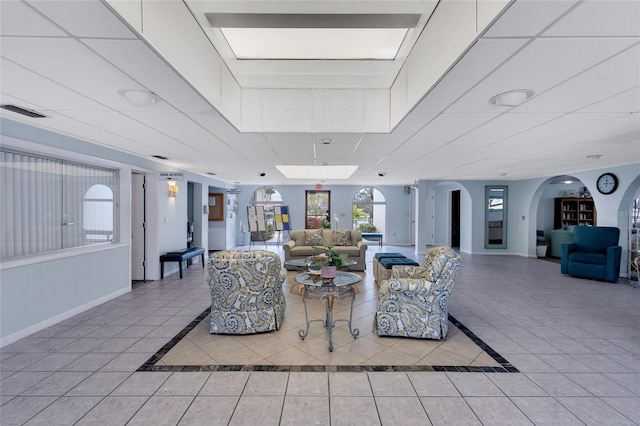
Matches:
[361,232,383,247]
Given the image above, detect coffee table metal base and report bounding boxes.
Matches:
[297,282,360,352]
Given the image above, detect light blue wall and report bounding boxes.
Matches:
[415,163,639,260]
[235,185,413,246]
[1,246,129,342]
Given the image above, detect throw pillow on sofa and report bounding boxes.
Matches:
[333,230,352,246]
[304,229,323,245]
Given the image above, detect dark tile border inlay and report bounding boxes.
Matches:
[138,309,518,373]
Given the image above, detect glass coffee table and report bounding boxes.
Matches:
[295,271,361,352]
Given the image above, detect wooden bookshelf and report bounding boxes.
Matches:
[554,197,597,229]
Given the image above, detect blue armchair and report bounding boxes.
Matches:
[561,226,621,283]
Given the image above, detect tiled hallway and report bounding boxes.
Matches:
[1,247,639,425]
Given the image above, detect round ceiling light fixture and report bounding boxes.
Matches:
[489,89,534,107]
[119,89,160,106]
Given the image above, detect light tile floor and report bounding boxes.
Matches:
[153,266,501,370]
[1,246,639,425]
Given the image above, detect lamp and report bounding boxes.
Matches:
[119,89,160,106]
[168,182,178,198]
[489,89,534,107]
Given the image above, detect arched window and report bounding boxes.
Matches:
[352,187,386,235]
[250,186,283,242]
[83,184,114,243]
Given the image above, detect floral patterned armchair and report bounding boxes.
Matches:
[374,246,461,339]
[208,250,287,334]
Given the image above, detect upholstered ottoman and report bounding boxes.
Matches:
[372,253,405,285]
[373,254,419,286]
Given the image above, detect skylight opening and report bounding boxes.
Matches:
[221,28,409,60]
[275,165,359,180]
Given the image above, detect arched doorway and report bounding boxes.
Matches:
[352,187,386,238]
[249,186,284,244]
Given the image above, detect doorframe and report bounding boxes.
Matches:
[305,190,331,229]
[131,172,146,281]
[451,189,461,248]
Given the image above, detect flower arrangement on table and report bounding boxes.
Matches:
[311,246,349,267]
[311,246,348,281]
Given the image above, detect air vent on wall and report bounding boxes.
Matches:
[0,104,47,118]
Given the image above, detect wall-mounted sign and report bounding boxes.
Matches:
[159,172,184,181]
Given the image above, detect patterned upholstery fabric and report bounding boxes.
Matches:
[208,250,286,334]
[332,229,352,246]
[304,229,324,246]
[374,246,461,339]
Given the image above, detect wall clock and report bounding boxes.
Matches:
[596,173,618,195]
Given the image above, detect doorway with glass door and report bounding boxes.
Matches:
[305,190,331,229]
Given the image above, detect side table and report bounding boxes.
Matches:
[295,271,361,352]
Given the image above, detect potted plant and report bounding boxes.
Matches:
[359,223,377,232]
[311,246,349,280]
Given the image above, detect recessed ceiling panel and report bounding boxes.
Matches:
[412,39,529,114]
[579,87,640,113]
[265,133,314,162]
[29,0,137,39]
[543,0,640,37]
[61,110,181,150]
[0,1,67,37]
[1,38,175,112]
[446,38,639,114]
[483,0,579,37]
[1,58,107,111]
[84,39,216,114]
[516,44,640,113]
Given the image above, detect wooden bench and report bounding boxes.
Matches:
[361,232,383,247]
[160,247,205,279]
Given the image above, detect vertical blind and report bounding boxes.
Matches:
[0,149,119,259]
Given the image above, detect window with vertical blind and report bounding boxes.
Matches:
[0,149,119,259]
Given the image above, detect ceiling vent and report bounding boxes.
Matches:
[0,104,47,118]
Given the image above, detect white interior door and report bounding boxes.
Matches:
[131,173,145,280]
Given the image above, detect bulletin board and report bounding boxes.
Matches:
[274,206,290,231]
[208,193,224,221]
[247,206,266,232]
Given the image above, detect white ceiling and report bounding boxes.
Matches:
[0,0,638,186]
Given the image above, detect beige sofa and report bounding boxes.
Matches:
[283,229,367,271]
